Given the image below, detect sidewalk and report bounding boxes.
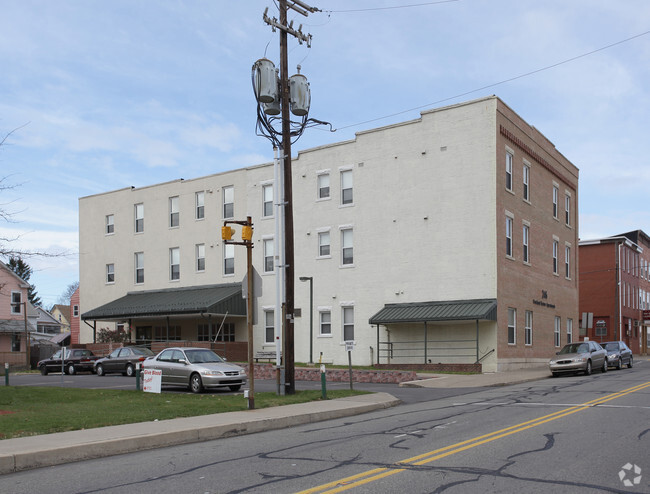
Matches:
[402,365,552,388]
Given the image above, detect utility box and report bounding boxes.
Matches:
[253,58,278,104]
[289,73,310,116]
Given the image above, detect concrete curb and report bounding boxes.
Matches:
[0,392,400,474]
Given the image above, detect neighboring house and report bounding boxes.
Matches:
[0,262,38,366]
[34,306,62,334]
[579,230,650,354]
[78,96,580,372]
[70,287,80,345]
[50,305,71,333]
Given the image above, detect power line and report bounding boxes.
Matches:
[324,0,458,13]
[329,29,650,132]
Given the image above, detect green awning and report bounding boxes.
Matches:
[369,299,497,325]
[81,283,246,321]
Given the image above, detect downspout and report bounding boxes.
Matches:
[618,242,622,341]
[423,321,427,364]
[376,324,380,365]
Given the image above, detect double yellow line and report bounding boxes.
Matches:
[299,381,650,494]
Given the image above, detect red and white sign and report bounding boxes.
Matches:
[143,369,162,393]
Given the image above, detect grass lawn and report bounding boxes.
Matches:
[0,387,367,440]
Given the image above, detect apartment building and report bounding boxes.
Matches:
[579,230,650,353]
[78,96,579,371]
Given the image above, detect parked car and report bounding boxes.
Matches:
[601,341,633,370]
[38,348,99,375]
[94,347,155,377]
[549,341,608,377]
[141,347,247,393]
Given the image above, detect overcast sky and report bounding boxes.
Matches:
[1,0,649,308]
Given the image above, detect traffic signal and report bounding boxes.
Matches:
[242,225,253,242]
[221,225,235,241]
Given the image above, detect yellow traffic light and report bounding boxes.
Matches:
[242,225,253,242]
[221,226,234,241]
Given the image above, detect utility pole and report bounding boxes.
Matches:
[254,0,323,395]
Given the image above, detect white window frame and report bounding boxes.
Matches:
[552,185,559,219]
[552,239,559,275]
[319,309,332,336]
[262,183,274,218]
[264,310,274,344]
[135,252,144,284]
[195,191,205,220]
[523,223,530,264]
[196,243,205,272]
[134,203,144,233]
[341,227,353,266]
[106,214,114,235]
[565,192,571,226]
[565,244,571,279]
[11,291,22,314]
[169,196,180,228]
[223,186,234,219]
[507,307,516,345]
[522,162,530,201]
[554,316,561,347]
[525,310,533,346]
[342,305,354,342]
[170,247,180,281]
[317,172,330,200]
[224,243,235,276]
[318,230,331,258]
[263,237,274,273]
[505,151,513,191]
[106,263,115,284]
[505,213,513,258]
[340,169,353,206]
[567,318,573,344]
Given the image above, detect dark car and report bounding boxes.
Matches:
[142,347,247,393]
[38,348,98,375]
[94,347,155,377]
[602,341,633,370]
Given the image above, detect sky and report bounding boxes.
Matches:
[1,0,649,309]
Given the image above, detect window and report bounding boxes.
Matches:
[224,244,234,275]
[106,214,114,234]
[505,216,513,257]
[318,173,330,199]
[565,194,571,226]
[523,224,529,263]
[565,245,571,279]
[196,191,205,220]
[341,228,353,265]
[342,306,354,341]
[170,247,180,280]
[196,244,205,272]
[341,169,353,205]
[198,322,235,342]
[263,238,274,273]
[567,318,573,344]
[135,252,144,283]
[106,264,115,283]
[318,231,330,257]
[169,196,179,227]
[223,186,234,218]
[319,310,331,335]
[11,292,22,314]
[553,240,559,274]
[73,305,79,317]
[265,310,274,344]
[523,164,530,201]
[507,308,516,344]
[552,186,558,219]
[505,151,513,191]
[554,316,561,347]
[11,334,20,352]
[134,203,144,233]
[262,184,273,217]
[525,310,533,346]
[153,326,181,341]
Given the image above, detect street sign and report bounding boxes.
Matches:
[345,341,354,352]
[143,369,162,393]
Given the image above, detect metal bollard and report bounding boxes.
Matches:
[4,363,8,386]
[320,364,327,400]
[135,363,141,391]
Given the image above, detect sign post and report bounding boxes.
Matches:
[345,341,354,390]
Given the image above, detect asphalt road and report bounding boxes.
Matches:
[2,363,648,493]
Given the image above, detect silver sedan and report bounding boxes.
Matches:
[143,347,247,393]
[549,341,608,377]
